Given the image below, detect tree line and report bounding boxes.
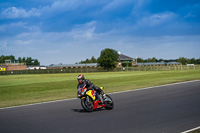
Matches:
[79,49,200,66]
[79,56,97,64]
[78,49,118,70]
[137,57,200,65]
[0,55,40,65]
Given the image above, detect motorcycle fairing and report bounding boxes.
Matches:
[94,100,105,109]
[86,90,96,101]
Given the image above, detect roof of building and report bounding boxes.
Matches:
[118,54,133,61]
[48,63,98,68]
[137,62,181,65]
[5,59,19,64]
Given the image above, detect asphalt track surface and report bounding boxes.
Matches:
[0,80,200,133]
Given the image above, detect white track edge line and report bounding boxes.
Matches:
[181,126,200,133]
[0,80,200,110]
[0,98,77,110]
[108,80,200,95]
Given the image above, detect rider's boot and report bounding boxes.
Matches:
[95,93,102,103]
[101,91,106,99]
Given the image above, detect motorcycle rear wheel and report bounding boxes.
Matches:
[81,97,94,112]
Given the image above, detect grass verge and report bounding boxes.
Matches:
[0,69,200,108]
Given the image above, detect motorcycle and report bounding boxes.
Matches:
[77,84,114,112]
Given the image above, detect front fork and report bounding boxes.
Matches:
[81,96,90,102]
[86,96,90,102]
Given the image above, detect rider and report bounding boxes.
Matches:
[77,74,105,101]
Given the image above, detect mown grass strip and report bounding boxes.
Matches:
[0,70,200,108]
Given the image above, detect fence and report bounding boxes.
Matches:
[0,65,200,75]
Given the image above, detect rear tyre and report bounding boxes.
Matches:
[104,95,114,110]
[81,97,94,112]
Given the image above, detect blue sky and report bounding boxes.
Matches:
[0,0,200,65]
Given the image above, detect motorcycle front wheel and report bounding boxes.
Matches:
[81,97,94,112]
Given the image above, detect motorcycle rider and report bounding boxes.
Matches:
[77,74,105,101]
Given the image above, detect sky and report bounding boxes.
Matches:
[0,0,200,65]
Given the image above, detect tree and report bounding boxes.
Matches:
[26,57,33,65]
[0,55,15,63]
[136,58,144,63]
[22,57,26,63]
[177,57,188,65]
[0,55,40,65]
[25,57,40,65]
[34,59,40,65]
[196,58,200,64]
[80,56,97,63]
[18,57,22,63]
[151,57,157,62]
[0,55,5,63]
[97,48,119,70]
[145,57,157,62]
[158,58,164,62]
[190,58,196,64]
[90,56,97,63]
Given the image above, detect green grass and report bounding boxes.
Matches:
[190,129,200,133]
[0,70,200,108]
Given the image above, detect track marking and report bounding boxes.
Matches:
[0,98,77,110]
[181,126,200,133]
[0,80,199,110]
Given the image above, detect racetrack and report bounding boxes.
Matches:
[0,80,200,133]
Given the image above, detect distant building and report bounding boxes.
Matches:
[47,63,98,69]
[5,59,19,64]
[117,52,136,67]
[0,59,26,71]
[136,62,181,66]
[27,65,47,70]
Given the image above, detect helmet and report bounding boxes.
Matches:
[77,75,85,84]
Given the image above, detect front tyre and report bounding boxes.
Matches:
[81,97,94,112]
[104,95,114,110]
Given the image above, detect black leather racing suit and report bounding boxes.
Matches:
[77,79,103,99]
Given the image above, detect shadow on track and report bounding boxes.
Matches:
[71,109,86,113]
[71,108,106,113]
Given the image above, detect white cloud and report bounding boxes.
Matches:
[1,7,40,19]
[71,21,97,39]
[0,40,7,49]
[2,26,200,65]
[2,7,28,18]
[131,0,151,15]
[137,12,177,27]
[0,22,24,32]
[71,27,96,39]
[101,0,133,11]
[0,0,80,19]
[39,0,83,16]
[51,0,81,10]
[0,22,39,33]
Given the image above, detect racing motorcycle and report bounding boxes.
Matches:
[77,84,114,112]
